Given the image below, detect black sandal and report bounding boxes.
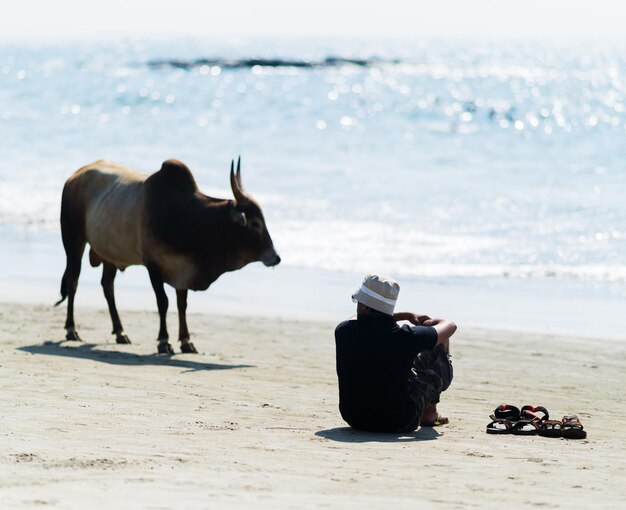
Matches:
[486,404,521,434]
[512,405,549,435]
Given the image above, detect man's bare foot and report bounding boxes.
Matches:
[421,403,449,427]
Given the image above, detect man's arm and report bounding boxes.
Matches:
[422,318,457,350]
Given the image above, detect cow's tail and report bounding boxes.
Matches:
[55,182,71,307]
[54,268,68,306]
[55,175,86,307]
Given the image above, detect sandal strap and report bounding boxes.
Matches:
[520,405,549,421]
[494,404,521,420]
[514,419,541,430]
[562,415,581,424]
[562,415,584,430]
[489,416,514,423]
[487,419,513,430]
[540,420,562,429]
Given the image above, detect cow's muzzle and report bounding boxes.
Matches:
[262,250,281,267]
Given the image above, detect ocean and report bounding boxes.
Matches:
[1,37,624,337]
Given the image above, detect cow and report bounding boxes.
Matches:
[55,157,280,354]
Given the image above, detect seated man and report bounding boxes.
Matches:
[335,274,456,433]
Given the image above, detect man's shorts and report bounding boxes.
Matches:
[399,344,453,433]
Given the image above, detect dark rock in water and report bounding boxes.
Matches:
[146,56,400,70]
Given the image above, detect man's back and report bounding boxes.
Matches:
[335,313,437,432]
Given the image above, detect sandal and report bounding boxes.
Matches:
[561,415,587,439]
[512,405,549,435]
[486,404,520,434]
[538,419,563,438]
[421,415,450,427]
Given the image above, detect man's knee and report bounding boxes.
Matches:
[433,344,453,391]
[413,345,453,393]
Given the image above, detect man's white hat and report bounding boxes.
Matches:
[351,274,399,316]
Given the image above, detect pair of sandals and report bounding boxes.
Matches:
[486,404,587,439]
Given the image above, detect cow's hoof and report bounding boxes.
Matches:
[180,342,198,354]
[66,331,82,341]
[158,342,174,355]
[116,334,132,344]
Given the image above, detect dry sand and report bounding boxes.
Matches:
[1,301,625,509]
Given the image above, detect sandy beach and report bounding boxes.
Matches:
[1,300,624,509]
[3,4,626,507]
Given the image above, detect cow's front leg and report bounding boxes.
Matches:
[176,289,197,353]
[147,266,174,355]
[101,262,131,344]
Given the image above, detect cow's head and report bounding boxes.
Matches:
[230,157,281,267]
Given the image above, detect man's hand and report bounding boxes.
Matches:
[394,312,431,325]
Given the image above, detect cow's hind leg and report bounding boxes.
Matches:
[176,289,197,354]
[147,265,174,355]
[56,204,86,341]
[101,261,131,344]
[62,245,85,341]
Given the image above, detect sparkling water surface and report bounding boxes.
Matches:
[1,38,625,300]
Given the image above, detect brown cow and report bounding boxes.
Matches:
[55,157,280,354]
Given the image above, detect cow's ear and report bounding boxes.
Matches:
[231,209,247,226]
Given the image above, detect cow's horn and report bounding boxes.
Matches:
[230,159,245,203]
[236,155,242,188]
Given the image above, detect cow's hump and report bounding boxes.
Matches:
[149,159,199,196]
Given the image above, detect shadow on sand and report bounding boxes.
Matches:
[315,426,439,443]
[18,340,253,373]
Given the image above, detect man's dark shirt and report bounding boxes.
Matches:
[335,313,437,432]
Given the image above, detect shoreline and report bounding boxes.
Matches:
[1,226,624,341]
[1,301,625,508]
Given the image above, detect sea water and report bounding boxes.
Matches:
[0,38,624,336]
